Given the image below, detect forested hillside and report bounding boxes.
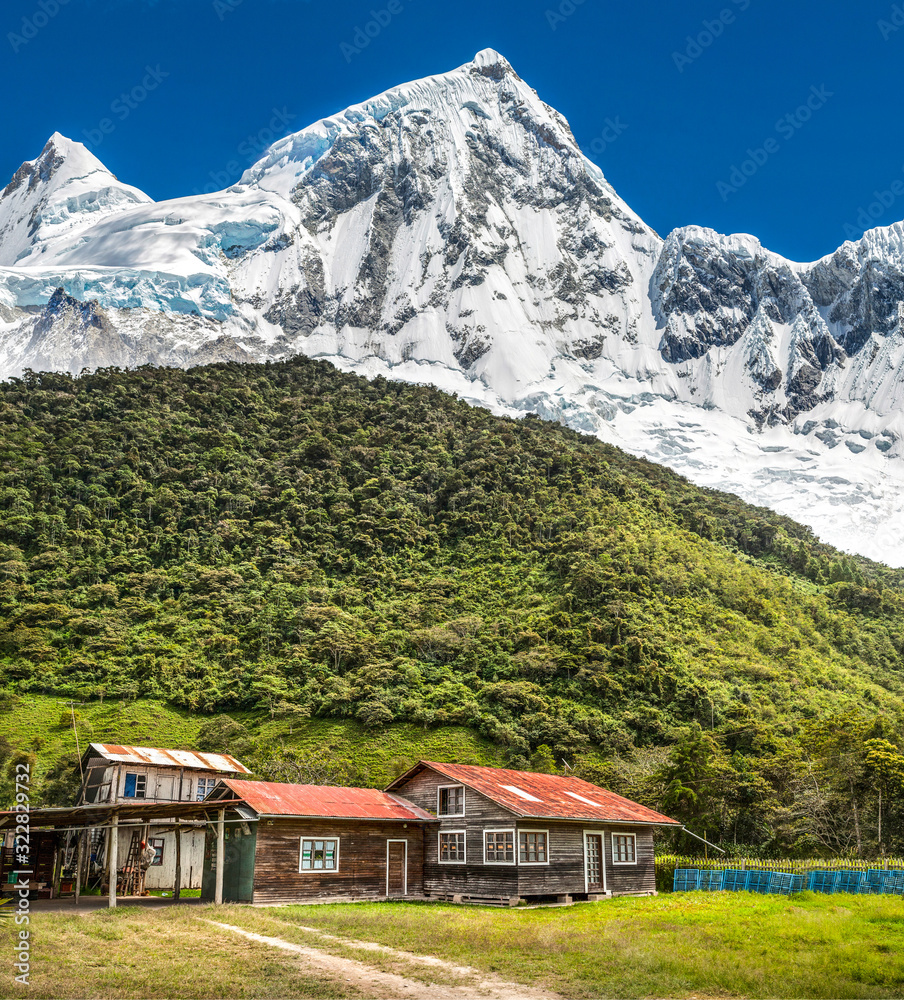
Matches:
[0,358,902,854]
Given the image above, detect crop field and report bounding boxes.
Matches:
[1,892,903,999]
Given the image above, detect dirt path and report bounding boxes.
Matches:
[209,920,562,1000]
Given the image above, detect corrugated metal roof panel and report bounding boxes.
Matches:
[88,743,250,774]
[222,779,436,822]
[388,761,681,826]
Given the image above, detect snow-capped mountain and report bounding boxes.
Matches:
[2,49,904,563]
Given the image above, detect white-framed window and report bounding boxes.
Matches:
[196,777,218,801]
[149,837,165,866]
[484,829,515,864]
[437,785,465,817]
[518,830,549,864]
[438,830,466,863]
[123,773,146,799]
[611,832,637,864]
[299,837,340,872]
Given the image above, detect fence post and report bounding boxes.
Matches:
[741,858,747,871]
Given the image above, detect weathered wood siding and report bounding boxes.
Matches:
[515,824,655,895]
[604,827,656,895]
[514,822,585,895]
[90,763,215,804]
[115,827,206,889]
[250,819,425,904]
[393,767,520,898]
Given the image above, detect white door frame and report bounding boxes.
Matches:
[582,829,607,894]
[385,839,408,896]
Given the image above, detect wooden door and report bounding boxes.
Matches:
[386,840,407,896]
[585,834,604,892]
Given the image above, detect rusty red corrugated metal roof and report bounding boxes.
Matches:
[221,779,437,822]
[88,743,251,774]
[387,761,681,826]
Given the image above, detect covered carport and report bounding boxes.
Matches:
[0,796,242,908]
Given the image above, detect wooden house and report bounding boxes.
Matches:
[385,761,681,902]
[201,762,679,905]
[200,780,437,904]
[78,743,250,889]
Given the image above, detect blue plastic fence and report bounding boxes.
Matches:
[673,867,904,896]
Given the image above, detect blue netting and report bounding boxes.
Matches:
[807,871,840,894]
[698,870,725,891]
[672,865,904,897]
[769,872,800,895]
[673,869,701,892]
[863,870,887,894]
[721,869,749,892]
[745,870,772,894]
[835,871,864,894]
[883,872,904,895]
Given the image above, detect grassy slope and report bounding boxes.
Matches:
[0,694,502,786]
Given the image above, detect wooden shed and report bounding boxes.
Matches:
[199,780,437,904]
[78,743,250,890]
[385,761,681,902]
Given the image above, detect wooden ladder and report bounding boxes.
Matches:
[120,831,143,896]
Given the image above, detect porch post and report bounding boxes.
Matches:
[174,824,182,901]
[108,813,119,909]
[74,832,83,906]
[49,841,61,900]
[215,808,225,905]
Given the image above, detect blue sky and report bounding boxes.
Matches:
[2,0,902,261]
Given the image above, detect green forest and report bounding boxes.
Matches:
[0,357,902,856]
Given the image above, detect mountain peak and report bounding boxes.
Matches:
[0,133,152,266]
[4,133,120,199]
[42,131,90,161]
[469,47,517,79]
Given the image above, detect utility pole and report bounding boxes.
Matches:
[69,700,83,781]
[878,787,882,856]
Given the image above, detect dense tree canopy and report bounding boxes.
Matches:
[0,357,902,853]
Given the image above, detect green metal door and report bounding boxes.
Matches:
[201,823,257,903]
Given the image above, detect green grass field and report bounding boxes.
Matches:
[234,893,904,999]
[2,893,903,999]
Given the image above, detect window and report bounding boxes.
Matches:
[123,773,146,799]
[439,831,466,863]
[300,838,339,871]
[484,830,515,864]
[437,785,465,816]
[149,837,165,866]
[519,831,548,864]
[612,833,637,864]
[196,777,217,801]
